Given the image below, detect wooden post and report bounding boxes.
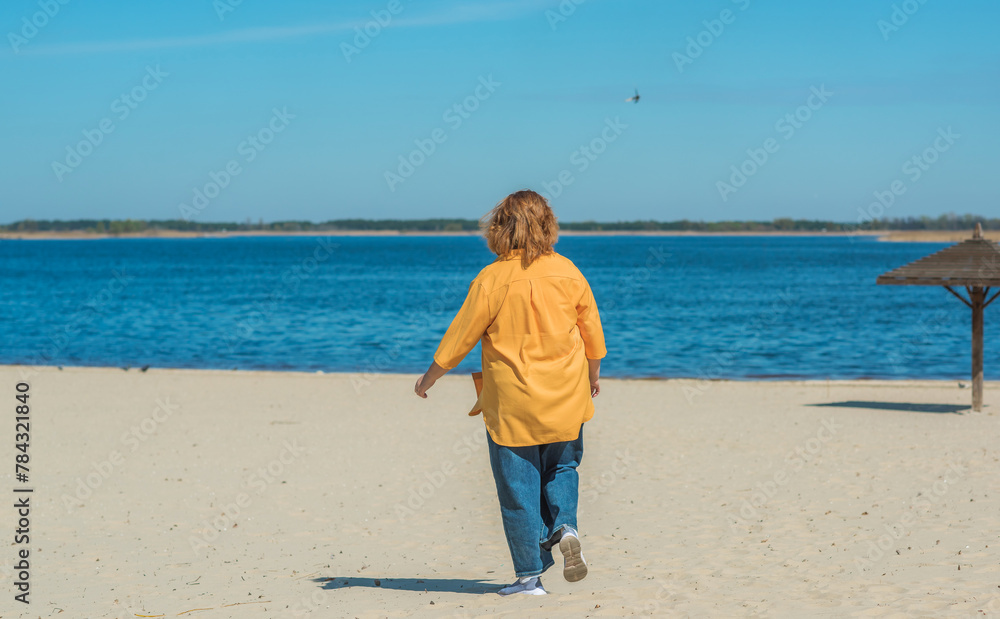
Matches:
[971,286,985,412]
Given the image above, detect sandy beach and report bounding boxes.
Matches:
[2,365,998,618]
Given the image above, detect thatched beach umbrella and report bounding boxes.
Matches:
[877,224,1000,411]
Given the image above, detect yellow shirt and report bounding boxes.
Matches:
[433,250,607,447]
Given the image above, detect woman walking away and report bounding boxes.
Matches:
[413,189,606,596]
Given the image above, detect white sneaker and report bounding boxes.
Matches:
[558,529,588,582]
[498,576,547,596]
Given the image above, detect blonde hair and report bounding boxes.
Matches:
[481,190,559,269]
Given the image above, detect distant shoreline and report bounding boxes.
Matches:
[0,229,994,242]
[3,364,989,385]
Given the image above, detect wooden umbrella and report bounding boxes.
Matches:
[877,224,1000,411]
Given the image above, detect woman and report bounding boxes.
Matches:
[414,189,606,596]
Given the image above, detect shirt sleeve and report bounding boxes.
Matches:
[433,281,492,370]
[576,279,607,360]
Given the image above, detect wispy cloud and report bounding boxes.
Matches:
[13,22,356,56]
[10,0,558,57]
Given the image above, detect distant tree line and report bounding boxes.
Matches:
[2,215,997,234]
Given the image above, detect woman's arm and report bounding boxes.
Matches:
[415,280,491,399]
[414,361,449,398]
[578,279,606,398]
[588,358,601,398]
[576,281,607,361]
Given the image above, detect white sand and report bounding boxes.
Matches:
[2,365,998,618]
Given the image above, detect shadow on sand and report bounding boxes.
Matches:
[314,577,499,595]
[809,400,970,414]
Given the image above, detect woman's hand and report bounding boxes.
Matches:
[414,361,449,398]
[414,373,436,398]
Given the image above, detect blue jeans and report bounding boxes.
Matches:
[486,425,584,577]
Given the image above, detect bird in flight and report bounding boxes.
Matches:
[625,88,640,104]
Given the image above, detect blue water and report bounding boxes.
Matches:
[0,235,995,380]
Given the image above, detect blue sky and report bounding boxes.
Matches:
[1,0,997,223]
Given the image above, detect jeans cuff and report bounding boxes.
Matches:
[540,524,577,552]
[515,560,553,579]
